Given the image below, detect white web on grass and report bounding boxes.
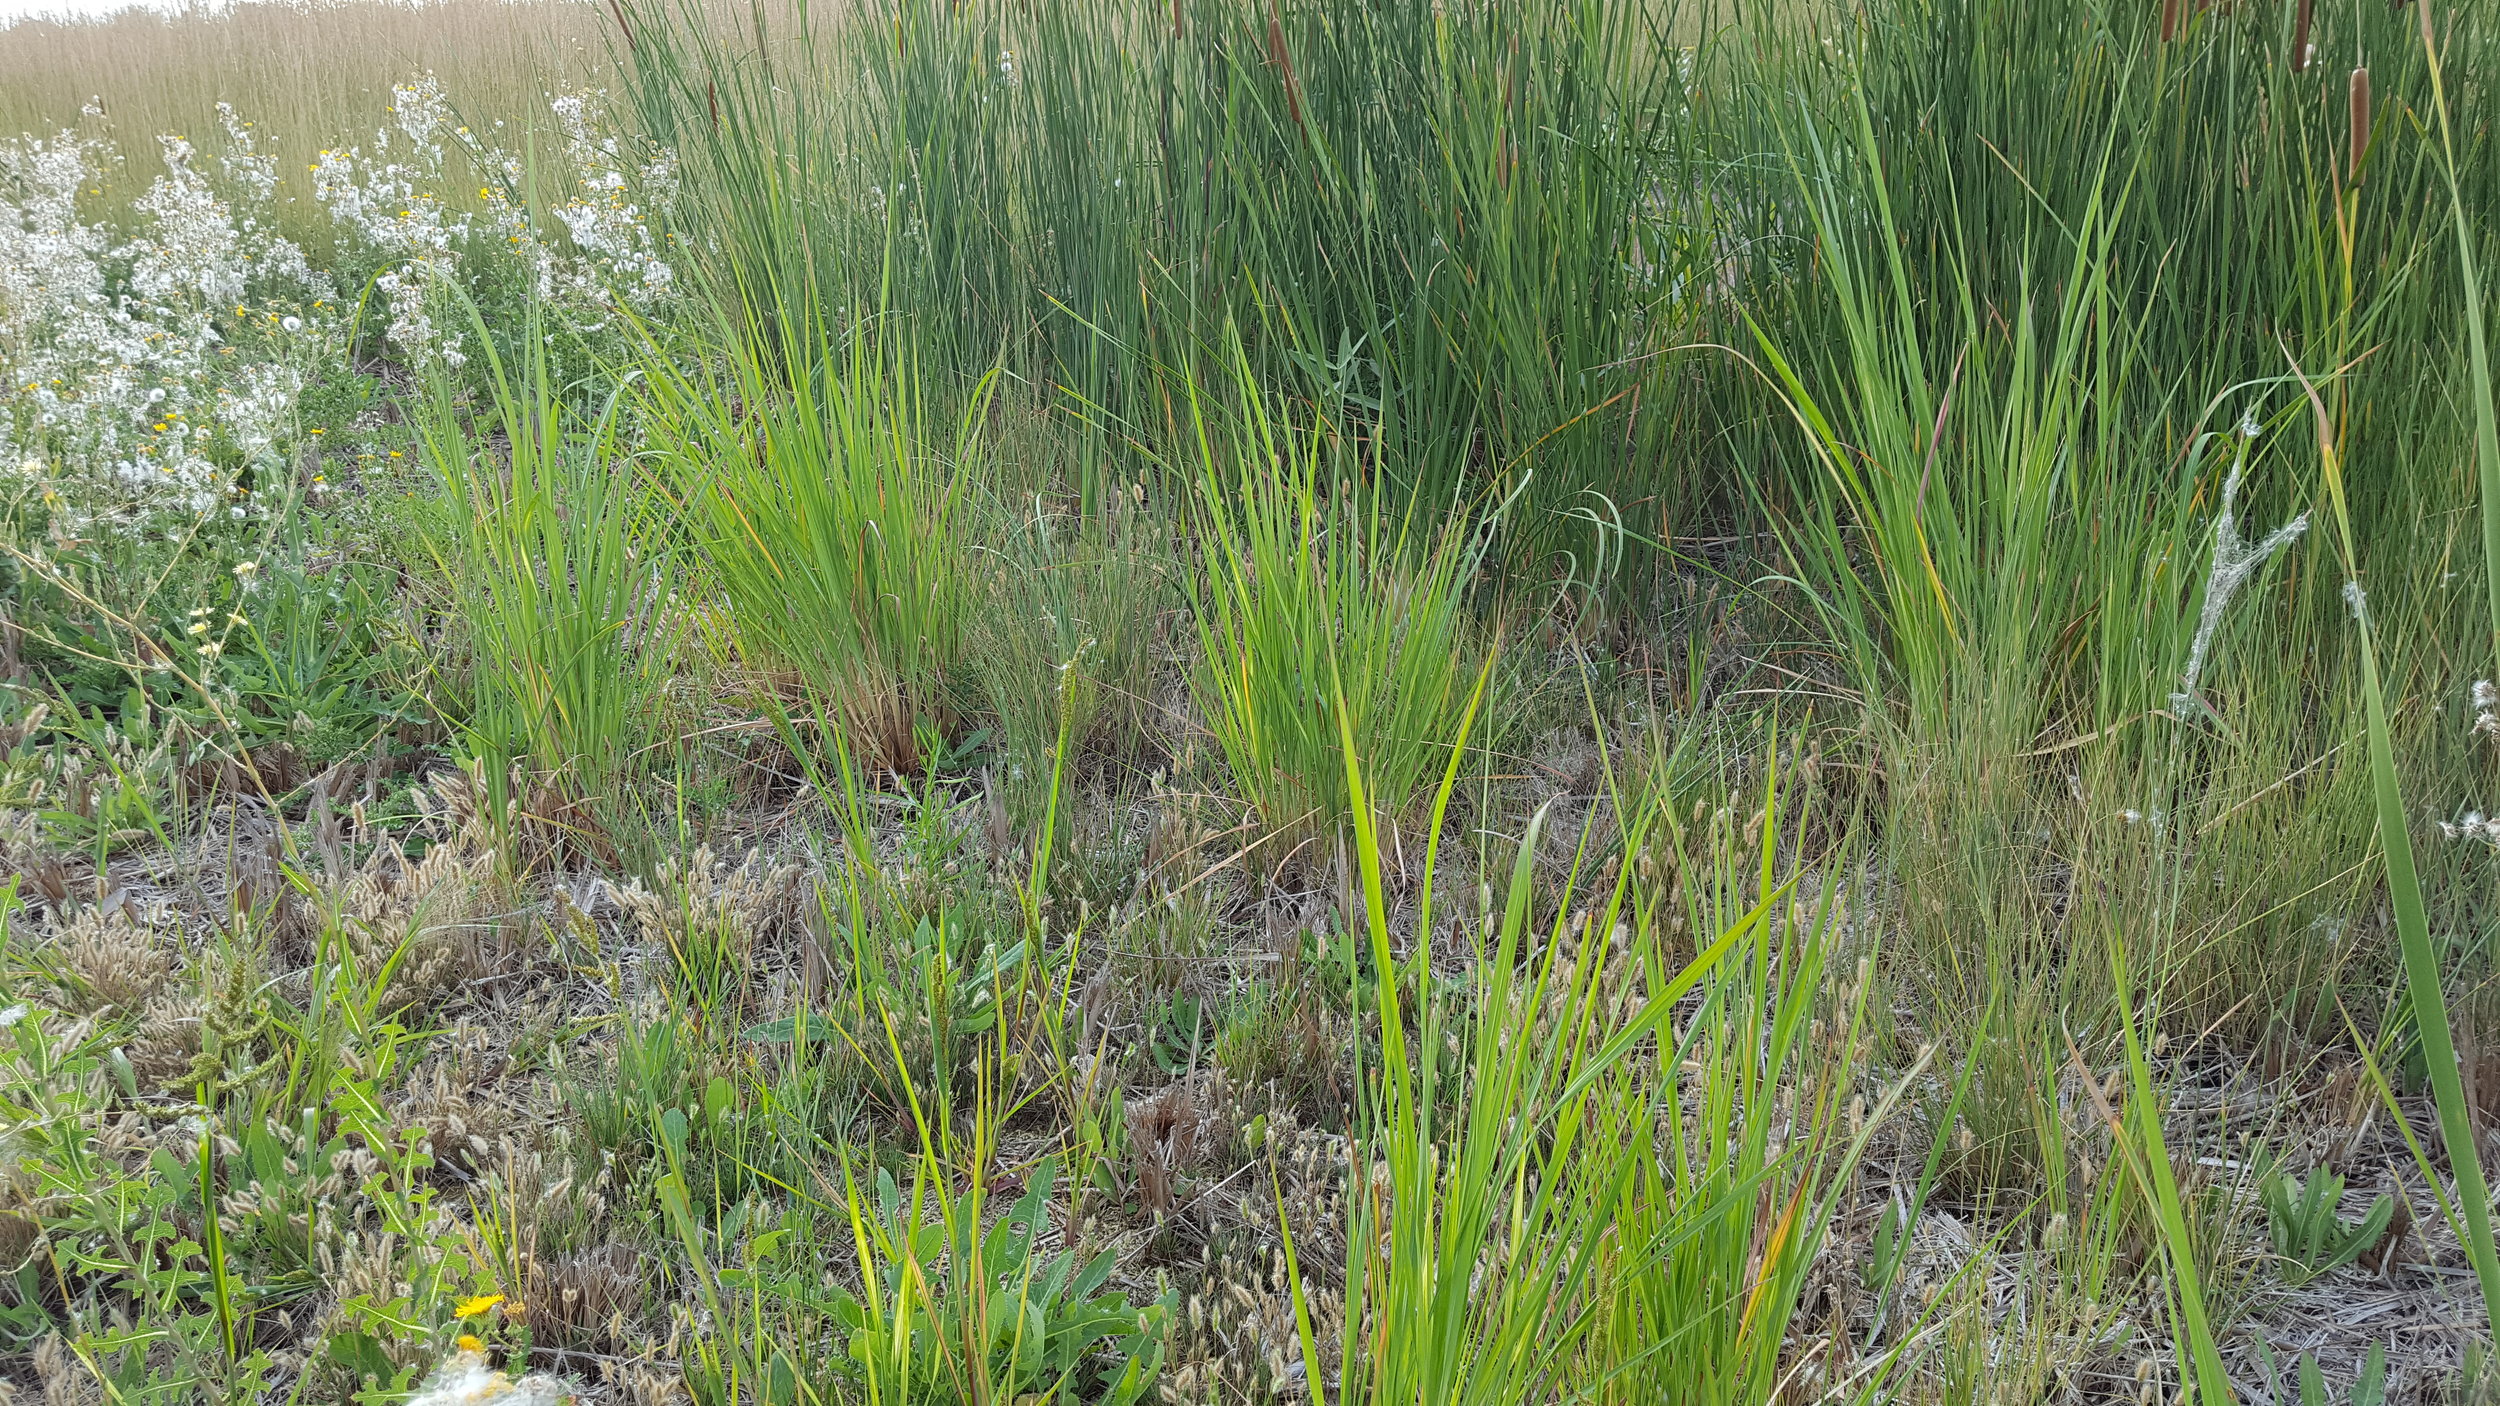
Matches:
[2170,454,2310,718]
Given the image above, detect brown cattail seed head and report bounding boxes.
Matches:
[2292,0,2314,70]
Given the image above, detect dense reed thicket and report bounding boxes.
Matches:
[0,0,2495,1400]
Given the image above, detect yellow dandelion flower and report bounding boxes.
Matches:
[454,1293,505,1319]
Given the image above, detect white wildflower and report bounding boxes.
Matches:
[543,90,678,310]
[215,103,281,202]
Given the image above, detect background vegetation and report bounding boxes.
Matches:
[0,0,2495,1401]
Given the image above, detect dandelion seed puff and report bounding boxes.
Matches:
[281,315,301,333]
[2446,813,2500,848]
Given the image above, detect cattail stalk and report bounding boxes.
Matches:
[1267,3,1304,130]
[2162,0,2180,43]
[2292,0,2314,71]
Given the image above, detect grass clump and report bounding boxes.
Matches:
[648,324,989,774]
[1187,371,1486,872]
[417,309,678,863]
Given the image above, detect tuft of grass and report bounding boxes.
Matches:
[644,322,991,775]
[1269,662,1892,1402]
[1186,359,1486,873]
[416,301,677,863]
[965,457,1172,808]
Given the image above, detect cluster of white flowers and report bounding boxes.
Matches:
[0,108,334,520]
[2451,680,2499,849]
[1,77,679,524]
[544,92,678,314]
[310,77,474,368]
[311,78,678,362]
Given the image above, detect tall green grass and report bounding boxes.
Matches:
[1755,89,2119,766]
[618,0,1705,559]
[1278,682,1892,1401]
[2316,0,2500,1354]
[642,320,991,773]
[1734,0,2495,1013]
[1717,1,2497,1376]
[1186,362,1484,871]
[417,305,676,859]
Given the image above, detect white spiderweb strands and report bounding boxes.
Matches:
[2171,453,2311,718]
